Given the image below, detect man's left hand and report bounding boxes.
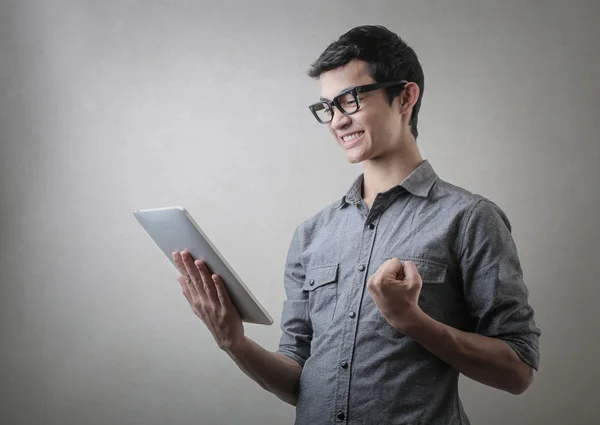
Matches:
[367,258,425,333]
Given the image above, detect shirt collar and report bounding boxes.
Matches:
[338,160,439,208]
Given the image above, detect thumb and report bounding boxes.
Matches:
[402,260,421,282]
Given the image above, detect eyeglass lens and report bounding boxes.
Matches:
[313,91,359,123]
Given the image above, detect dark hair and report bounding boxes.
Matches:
[308,25,424,138]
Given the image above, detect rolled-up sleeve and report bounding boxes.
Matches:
[276,225,312,367]
[458,199,541,370]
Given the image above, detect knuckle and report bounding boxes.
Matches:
[217,308,229,320]
[367,279,378,292]
[194,307,208,320]
[204,304,216,316]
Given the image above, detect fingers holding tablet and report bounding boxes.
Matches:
[135,207,272,325]
[172,249,245,351]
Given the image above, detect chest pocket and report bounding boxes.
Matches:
[302,263,339,337]
[413,258,447,319]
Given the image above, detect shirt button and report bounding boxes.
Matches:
[358,264,365,271]
[337,412,345,420]
[348,311,356,318]
[309,279,315,286]
[368,223,375,230]
[341,361,348,369]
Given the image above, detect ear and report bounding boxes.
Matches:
[399,82,420,114]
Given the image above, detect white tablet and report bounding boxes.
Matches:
[133,206,273,325]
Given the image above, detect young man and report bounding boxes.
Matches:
[172,25,541,425]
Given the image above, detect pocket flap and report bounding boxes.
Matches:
[303,264,339,291]
[408,259,447,283]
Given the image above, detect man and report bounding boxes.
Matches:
[172,25,541,425]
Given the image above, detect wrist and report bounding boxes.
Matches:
[225,335,249,357]
[391,307,430,336]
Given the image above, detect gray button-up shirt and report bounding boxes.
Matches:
[276,160,541,425]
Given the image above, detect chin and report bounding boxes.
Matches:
[345,148,371,164]
[346,155,366,164]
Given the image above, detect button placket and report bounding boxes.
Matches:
[334,208,380,425]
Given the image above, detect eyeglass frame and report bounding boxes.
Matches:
[308,80,409,124]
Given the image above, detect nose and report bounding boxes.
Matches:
[330,107,351,131]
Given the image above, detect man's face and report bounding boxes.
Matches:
[318,59,404,164]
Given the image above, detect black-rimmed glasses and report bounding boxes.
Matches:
[308,80,408,124]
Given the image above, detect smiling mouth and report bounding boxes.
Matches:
[341,131,364,143]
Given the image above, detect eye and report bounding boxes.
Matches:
[337,92,357,109]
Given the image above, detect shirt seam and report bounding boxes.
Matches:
[456,198,483,257]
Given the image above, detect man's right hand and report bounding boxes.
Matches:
[173,250,302,405]
[172,250,245,353]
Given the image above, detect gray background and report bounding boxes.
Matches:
[1,1,598,424]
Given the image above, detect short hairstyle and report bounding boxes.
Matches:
[308,25,424,138]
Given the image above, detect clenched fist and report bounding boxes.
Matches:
[367,258,425,334]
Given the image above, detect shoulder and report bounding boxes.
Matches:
[433,183,515,261]
[431,178,513,251]
[433,178,508,221]
[293,199,343,242]
[431,178,483,207]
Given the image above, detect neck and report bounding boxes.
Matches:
[361,137,423,204]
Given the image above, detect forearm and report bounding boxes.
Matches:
[226,336,302,405]
[402,311,533,395]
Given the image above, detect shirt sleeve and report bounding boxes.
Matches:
[276,225,312,367]
[458,199,541,370]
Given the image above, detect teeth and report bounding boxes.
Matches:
[343,132,363,142]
